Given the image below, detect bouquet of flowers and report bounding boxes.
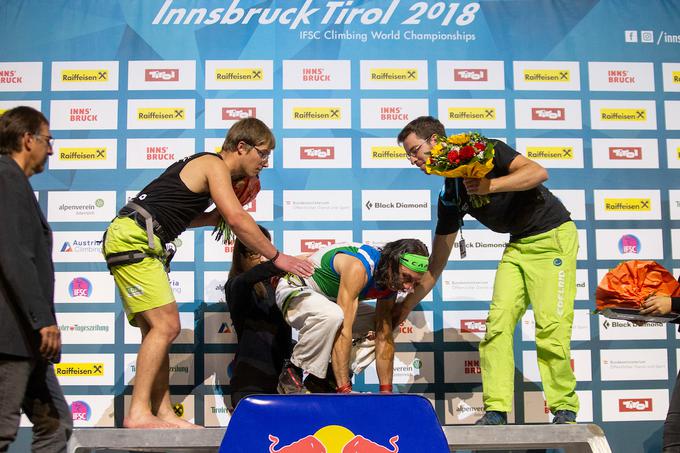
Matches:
[212,176,261,243]
[424,132,495,208]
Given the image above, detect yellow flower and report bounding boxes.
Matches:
[430,143,444,157]
[447,133,469,145]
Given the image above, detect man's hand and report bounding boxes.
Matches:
[463,177,491,195]
[39,325,61,361]
[273,252,315,277]
[639,295,673,316]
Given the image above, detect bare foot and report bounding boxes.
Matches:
[156,413,203,429]
[123,414,177,429]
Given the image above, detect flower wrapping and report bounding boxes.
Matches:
[595,260,680,311]
[424,132,495,208]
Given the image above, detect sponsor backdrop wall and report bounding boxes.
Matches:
[2,0,679,451]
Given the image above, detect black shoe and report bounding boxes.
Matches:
[475,411,507,425]
[277,361,308,394]
[552,409,576,424]
[303,373,336,393]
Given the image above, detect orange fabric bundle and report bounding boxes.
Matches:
[596,260,680,311]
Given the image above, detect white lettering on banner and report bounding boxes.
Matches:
[283,137,351,168]
[588,62,655,91]
[282,60,350,90]
[513,61,580,91]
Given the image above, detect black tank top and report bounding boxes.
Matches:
[122,152,221,242]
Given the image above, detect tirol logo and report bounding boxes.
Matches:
[531,108,565,121]
[70,400,92,421]
[460,319,486,333]
[61,69,108,82]
[243,200,256,212]
[144,69,179,82]
[268,425,399,453]
[619,398,653,412]
[300,146,334,160]
[69,277,92,298]
[453,68,488,81]
[222,107,256,120]
[609,147,642,160]
[300,239,335,253]
[380,106,409,121]
[618,234,641,254]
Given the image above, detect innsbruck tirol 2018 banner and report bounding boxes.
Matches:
[1,1,680,451]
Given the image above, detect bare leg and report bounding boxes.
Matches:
[152,355,201,429]
[123,303,180,429]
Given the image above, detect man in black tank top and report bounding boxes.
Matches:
[395,116,579,426]
[103,118,314,429]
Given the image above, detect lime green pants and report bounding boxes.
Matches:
[479,221,579,414]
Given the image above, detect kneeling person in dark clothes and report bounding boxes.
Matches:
[225,225,293,408]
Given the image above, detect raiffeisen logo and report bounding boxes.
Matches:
[300,239,335,252]
[369,68,418,81]
[61,69,109,82]
[448,107,496,120]
[222,107,256,120]
[371,145,405,160]
[379,106,409,121]
[300,146,334,159]
[59,147,107,161]
[145,69,179,81]
[605,198,651,211]
[526,146,573,159]
[531,108,564,121]
[302,67,331,82]
[600,108,646,121]
[70,401,92,421]
[292,107,341,120]
[214,67,263,81]
[460,319,486,333]
[453,68,487,81]
[674,71,680,84]
[69,277,92,298]
[609,147,642,160]
[137,107,185,120]
[618,234,641,254]
[619,398,653,412]
[55,363,104,376]
[523,69,570,82]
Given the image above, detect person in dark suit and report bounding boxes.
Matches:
[0,106,72,452]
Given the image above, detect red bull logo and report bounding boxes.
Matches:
[268,425,399,453]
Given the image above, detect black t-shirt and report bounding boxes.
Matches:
[122,152,220,242]
[435,140,571,241]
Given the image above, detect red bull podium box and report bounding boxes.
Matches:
[219,394,449,452]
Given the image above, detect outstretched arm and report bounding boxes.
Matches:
[375,296,396,390]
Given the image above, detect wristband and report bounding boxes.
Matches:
[270,250,280,262]
[336,382,352,393]
[379,384,393,393]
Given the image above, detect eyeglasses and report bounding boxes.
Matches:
[244,141,271,161]
[405,135,433,159]
[33,133,54,148]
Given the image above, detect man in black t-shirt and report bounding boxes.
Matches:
[396,116,579,425]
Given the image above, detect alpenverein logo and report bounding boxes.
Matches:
[292,107,341,120]
[453,69,487,81]
[523,69,570,82]
[214,68,263,81]
[137,108,185,120]
[600,108,647,121]
[55,362,104,376]
[526,146,573,159]
[369,68,418,81]
[371,146,406,160]
[448,107,496,120]
[604,198,652,211]
[58,147,107,161]
[61,69,109,82]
